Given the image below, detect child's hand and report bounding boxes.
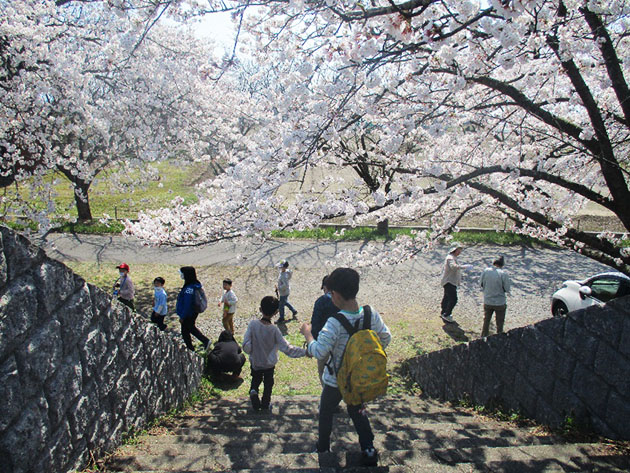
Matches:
[299,322,312,336]
[217,302,221,307]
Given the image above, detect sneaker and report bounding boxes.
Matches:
[261,403,273,413]
[362,447,378,466]
[292,311,298,319]
[249,389,261,411]
[441,314,455,324]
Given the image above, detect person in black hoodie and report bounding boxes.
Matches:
[207,330,246,378]
[176,266,210,351]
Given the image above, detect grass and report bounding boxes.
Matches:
[6,160,207,221]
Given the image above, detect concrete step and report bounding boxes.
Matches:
[139,426,557,452]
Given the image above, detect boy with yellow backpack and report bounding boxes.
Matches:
[300,267,391,466]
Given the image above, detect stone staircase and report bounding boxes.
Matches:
[103,395,629,473]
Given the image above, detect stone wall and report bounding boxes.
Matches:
[406,296,630,440]
[0,226,204,473]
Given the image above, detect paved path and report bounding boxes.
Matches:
[43,233,611,333]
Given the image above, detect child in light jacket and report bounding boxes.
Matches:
[243,296,306,411]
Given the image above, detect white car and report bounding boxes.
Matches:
[551,272,630,317]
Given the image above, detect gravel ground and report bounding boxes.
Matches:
[48,234,612,345]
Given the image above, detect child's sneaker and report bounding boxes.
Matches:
[362,447,378,466]
[250,389,261,411]
[312,442,330,454]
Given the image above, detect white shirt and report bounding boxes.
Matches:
[220,289,238,314]
[441,254,462,287]
[480,267,511,305]
[243,319,305,370]
[277,270,292,296]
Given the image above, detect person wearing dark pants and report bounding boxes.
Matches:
[440,245,470,324]
[440,283,458,320]
[243,296,306,411]
[208,330,246,378]
[300,267,392,466]
[249,367,275,410]
[176,266,210,351]
[318,384,374,452]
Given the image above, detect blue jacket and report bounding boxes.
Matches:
[176,282,202,319]
[311,292,338,340]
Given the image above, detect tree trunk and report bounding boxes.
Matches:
[73,179,93,221]
[376,218,389,236]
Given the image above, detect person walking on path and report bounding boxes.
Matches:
[440,245,470,324]
[243,296,306,411]
[480,255,512,337]
[300,267,392,466]
[151,276,168,331]
[113,263,135,310]
[207,330,246,378]
[176,266,210,351]
[218,278,238,334]
[310,275,338,385]
[276,260,298,323]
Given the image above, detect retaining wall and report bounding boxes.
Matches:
[0,226,204,472]
[407,296,630,439]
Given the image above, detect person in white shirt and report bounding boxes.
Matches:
[243,296,306,411]
[480,256,512,337]
[218,278,238,334]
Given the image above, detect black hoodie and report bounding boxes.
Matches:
[208,330,244,370]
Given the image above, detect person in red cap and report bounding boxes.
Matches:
[114,263,135,310]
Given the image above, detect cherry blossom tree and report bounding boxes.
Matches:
[128,0,630,275]
[1,0,235,221]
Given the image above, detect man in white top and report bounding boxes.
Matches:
[480,255,512,337]
[440,245,466,324]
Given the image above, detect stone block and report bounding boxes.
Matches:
[562,318,599,368]
[526,357,555,399]
[518,326,550,362]
[552,380,587,422]
[571,361,609,417]
[15,319,63,389]
[553,350,576,382]
[0,228,44,281]
[68,387,99,441]
[55,284,94,348]
[0,276,38,360]
[110,303,132,338]
[513,374,537,417]
[536,316,565,343]
[606,296,630,316]
[619,315,630,360]
[79,327,108,376]
[0,396,50,473]
[582,305,624,350]
[44,354,83,428]
[535,396,563,428]
[605,389,630,440]
[593,342,630,396]
[0,355,22,432]
[35,259,82,314]
[47,420,73,473]
[472,366,502,406]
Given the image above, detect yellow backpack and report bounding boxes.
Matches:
[333,306,388,405]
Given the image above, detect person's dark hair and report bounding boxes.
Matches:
[223,278,232,286]
[260,295,279,317]
[180,266,199,286]
[326,268,360,301]
[321,275,329,291]
[282,261,289,268]
[153,277,165,285]
[217,330,235,343]
[493,256,505,268]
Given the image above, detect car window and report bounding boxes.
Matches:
[588,277,621,302]
[617,281,630,298]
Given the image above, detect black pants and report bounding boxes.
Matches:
[250,367,274,409]
[209,353,246,377]
[151,311,167,331]
[180,314,209,351]
[440,283,458,317]
[318,384,374,451]
[118,297,135,311]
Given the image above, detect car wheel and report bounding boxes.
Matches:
[552,300,569,317]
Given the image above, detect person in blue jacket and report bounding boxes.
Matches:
[310,275,338,385]
[176,266,210,351]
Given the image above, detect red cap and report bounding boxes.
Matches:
[116,263,130,271]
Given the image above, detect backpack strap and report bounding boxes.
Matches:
[332,312,356,336]
[362,305,372,331]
